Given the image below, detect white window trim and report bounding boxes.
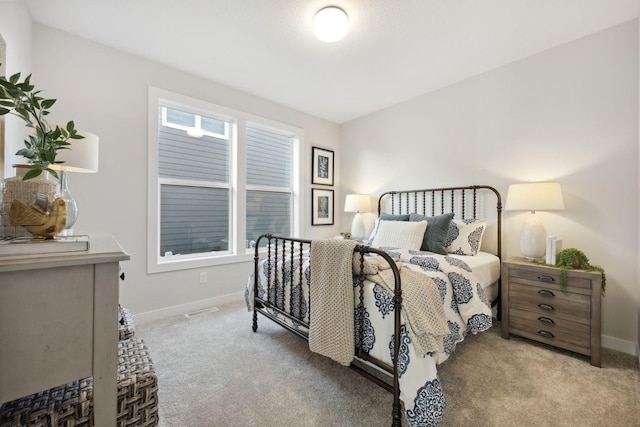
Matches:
[147,87,303,274]
[161,106,229,139]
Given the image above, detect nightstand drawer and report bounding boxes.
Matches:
[508,321,591,355]
[508,282,591,320]
[509,307,591,336]
[506,267,592,294]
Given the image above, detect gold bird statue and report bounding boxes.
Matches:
[8,194,67,239]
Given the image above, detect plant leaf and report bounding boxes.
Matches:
[22,168,42,181]
[41,99,56,109]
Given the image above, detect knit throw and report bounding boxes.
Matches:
[308,239,359,366]
[362,261,450,356]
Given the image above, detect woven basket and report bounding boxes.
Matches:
[118,305,136,341]
[0,338,158,427]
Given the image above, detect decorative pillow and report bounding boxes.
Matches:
[445,219,487,256]
[379,213,410,221]
[365,213,410,244]
[371,220,427,250]
[409,212,454,255]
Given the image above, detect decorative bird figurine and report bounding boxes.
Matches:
[8,194,67,239]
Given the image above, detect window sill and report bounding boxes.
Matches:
[148,251,254,274]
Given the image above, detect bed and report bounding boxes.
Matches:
[245,185,502,426]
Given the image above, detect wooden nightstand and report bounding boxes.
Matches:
[501,257,602,367]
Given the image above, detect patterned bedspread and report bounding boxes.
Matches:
[245,245,493,426]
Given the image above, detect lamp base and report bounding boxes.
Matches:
[520,212,546,260]
[351,213,366,240]
[58,171,79,233]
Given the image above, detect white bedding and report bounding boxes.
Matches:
[441,251,500,302]
[246,244,498,426]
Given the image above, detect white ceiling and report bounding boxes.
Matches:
[24,0,640,124]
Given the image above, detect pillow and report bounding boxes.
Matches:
[371,220,427,250]
[409,212,454,255]
[365,213,410,244]
[445,219,487,256]
[379,213,410,221]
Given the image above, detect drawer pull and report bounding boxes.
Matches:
[538,330,555,339]
[538,303,554,311]
[538,316,555,325]
[538,289,555,297]
[538,275,555,283]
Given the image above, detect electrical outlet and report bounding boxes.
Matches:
[199,271,208,284]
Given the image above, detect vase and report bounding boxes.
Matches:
[1,164,60,238]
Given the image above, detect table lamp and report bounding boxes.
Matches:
[505,182,564,260]
[344,194,371,240]
[50,131,99,236]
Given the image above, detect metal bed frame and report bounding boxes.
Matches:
[251,185,502,426]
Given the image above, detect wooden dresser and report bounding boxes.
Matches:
[501,257,602,367]
[0,233,129,424]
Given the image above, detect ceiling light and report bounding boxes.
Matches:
[314,6,348,43]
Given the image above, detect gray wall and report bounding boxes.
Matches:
[12,20,342,321]
[341,20,639,355]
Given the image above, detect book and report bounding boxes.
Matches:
[545,236,556,265]
[545,236,562,265]
[0,235,90,256]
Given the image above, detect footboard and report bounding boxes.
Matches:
[251,234,404,426]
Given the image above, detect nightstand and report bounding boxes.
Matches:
[501,257,602,367]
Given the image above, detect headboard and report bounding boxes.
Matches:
[377,185,503,259]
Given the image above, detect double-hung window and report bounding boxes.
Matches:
[245,125,293,248]
[158,106,231,256]
[148,88,301,273]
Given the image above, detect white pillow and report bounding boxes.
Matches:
[445,219,487,256]
[366,218,380,245]
[371,220,427,250]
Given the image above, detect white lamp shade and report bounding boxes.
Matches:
[505,182,564,212]
[344,194,371,213]
[314,7,348,42]
[51,131,99,173]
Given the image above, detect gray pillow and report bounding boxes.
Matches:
[409,212,455,254]
[379,213,410,221]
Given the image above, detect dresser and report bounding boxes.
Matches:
[501,257,602,367]
[0,233,129,424]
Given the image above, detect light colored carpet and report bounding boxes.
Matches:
[137,301,639,427]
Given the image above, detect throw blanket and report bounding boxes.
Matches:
[354,255,449,356]
[308,239,359,366]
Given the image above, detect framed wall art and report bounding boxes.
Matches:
[312,146,334,186]
[311,188,334,226]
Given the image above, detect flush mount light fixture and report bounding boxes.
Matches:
[314,6,348,42]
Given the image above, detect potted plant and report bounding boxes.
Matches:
[555,248,606,295]
[0,68,83,238]
[0,68,83,180]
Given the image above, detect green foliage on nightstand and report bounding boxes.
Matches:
[555,248,606,295]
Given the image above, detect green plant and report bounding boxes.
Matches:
[554,248,606,295]
[0,67,83,180]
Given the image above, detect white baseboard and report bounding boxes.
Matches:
[601,334,638,357]
[133,291,245,325]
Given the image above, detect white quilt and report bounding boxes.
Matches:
[246,245,494,426]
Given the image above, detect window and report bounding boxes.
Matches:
[148,88,301,273]
[158,107,231,257]
[246,126,293,248]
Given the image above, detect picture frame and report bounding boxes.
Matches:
[312,146,334,186]
[311,188,334,226]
